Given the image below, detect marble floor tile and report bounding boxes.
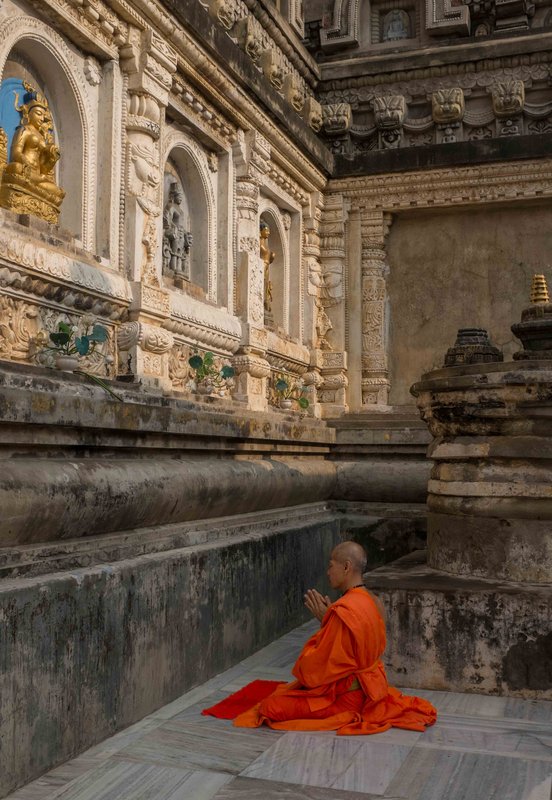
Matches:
[48,760,231,800]
[148,665,251,721]
[400,688,552,724]
[211,775,391,799]
[385,747,552,800]
[5,754,111,800]
[241,731,414,795]
[118,718,281,775]
[85,719,164,758]
[418,717,552,761]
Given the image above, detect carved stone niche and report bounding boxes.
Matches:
[161,150,210,298]
[382,8,411,41]
[162,168,192,287]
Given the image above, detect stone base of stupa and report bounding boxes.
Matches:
[366,550,552,699]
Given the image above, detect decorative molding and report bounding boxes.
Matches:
[117,320,173,353]
[330,159,552,210]
[0,221,130,305]
[27,0,126,56]
[0,265,128,320]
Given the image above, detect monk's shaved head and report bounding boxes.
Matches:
[331,541,367,575]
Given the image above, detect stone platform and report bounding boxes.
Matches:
[5,620,552,800]
[365,550,552,698]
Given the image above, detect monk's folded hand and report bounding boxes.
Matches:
[304,589,331,622]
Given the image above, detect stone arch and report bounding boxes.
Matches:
[0,16,96,250]
[161,130,217,302]
[259,202,290,333]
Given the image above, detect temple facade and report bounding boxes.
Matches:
[1,0,551,795]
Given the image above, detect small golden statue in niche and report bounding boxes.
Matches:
[260,220,275,319]
[0,83,65,223]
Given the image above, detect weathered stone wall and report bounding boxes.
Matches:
[367,552,552,698]
[0,517,341,798]
[386,203,552,405]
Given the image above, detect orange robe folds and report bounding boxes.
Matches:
[234,588,437,735]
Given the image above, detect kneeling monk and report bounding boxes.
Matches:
[234,541,436,735]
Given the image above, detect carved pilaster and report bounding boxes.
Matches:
[120,27,177,388]
[117,320,174,390]
[308,193,349,416]
[232,131,272,410]
[360,209,393,407]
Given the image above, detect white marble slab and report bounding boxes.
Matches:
[385,747,552,800]
[418,717,552,761]
[119,718,281,775]
[48,760,231,800]
[211,775,389,799]
[241,731,414,795]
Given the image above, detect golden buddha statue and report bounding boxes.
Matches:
[0,84,65,223]
[260,221,275,315]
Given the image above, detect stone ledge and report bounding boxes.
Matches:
[334,134,552,177]
[366,551,552,698]
[0,361,334,448]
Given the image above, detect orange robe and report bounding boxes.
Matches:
[234,588,436,735]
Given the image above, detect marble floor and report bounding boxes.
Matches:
[7,620,552,800]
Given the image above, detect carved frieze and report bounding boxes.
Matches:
[168,342,193,390]
[0,294,39,361]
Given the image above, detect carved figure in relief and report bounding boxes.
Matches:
[432,88,465,123]
[304,97,323,133]
[129,141,160,215]
[236,16,263,62]
[491,80,525,118]
[0,84,65,223]
[163,182,192,281]
[260,221,275,314]
[373,96,406,129]
[322,103,352,134]
[382,9,410,41]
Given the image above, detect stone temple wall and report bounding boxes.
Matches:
[1,0,552,795]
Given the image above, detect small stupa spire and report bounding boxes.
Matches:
[530,274,550,304]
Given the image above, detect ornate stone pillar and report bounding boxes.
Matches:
[119,28,177,387]
[359,209,392,406]
[232,130,271,410]
[308,193,349,417]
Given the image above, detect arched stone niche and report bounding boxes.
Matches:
[259,205,290,334]
[0,17,96,249]
[161,134,217,302]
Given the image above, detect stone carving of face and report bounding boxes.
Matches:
[492,80,525,117]
[432,88,464,123]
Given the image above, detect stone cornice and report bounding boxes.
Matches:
[241,0,320,88]
[329,157,552,210]
[319,35,552,90]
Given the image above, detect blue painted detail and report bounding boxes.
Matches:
[0,78,27,157]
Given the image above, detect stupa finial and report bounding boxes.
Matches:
[530,274,550,304]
